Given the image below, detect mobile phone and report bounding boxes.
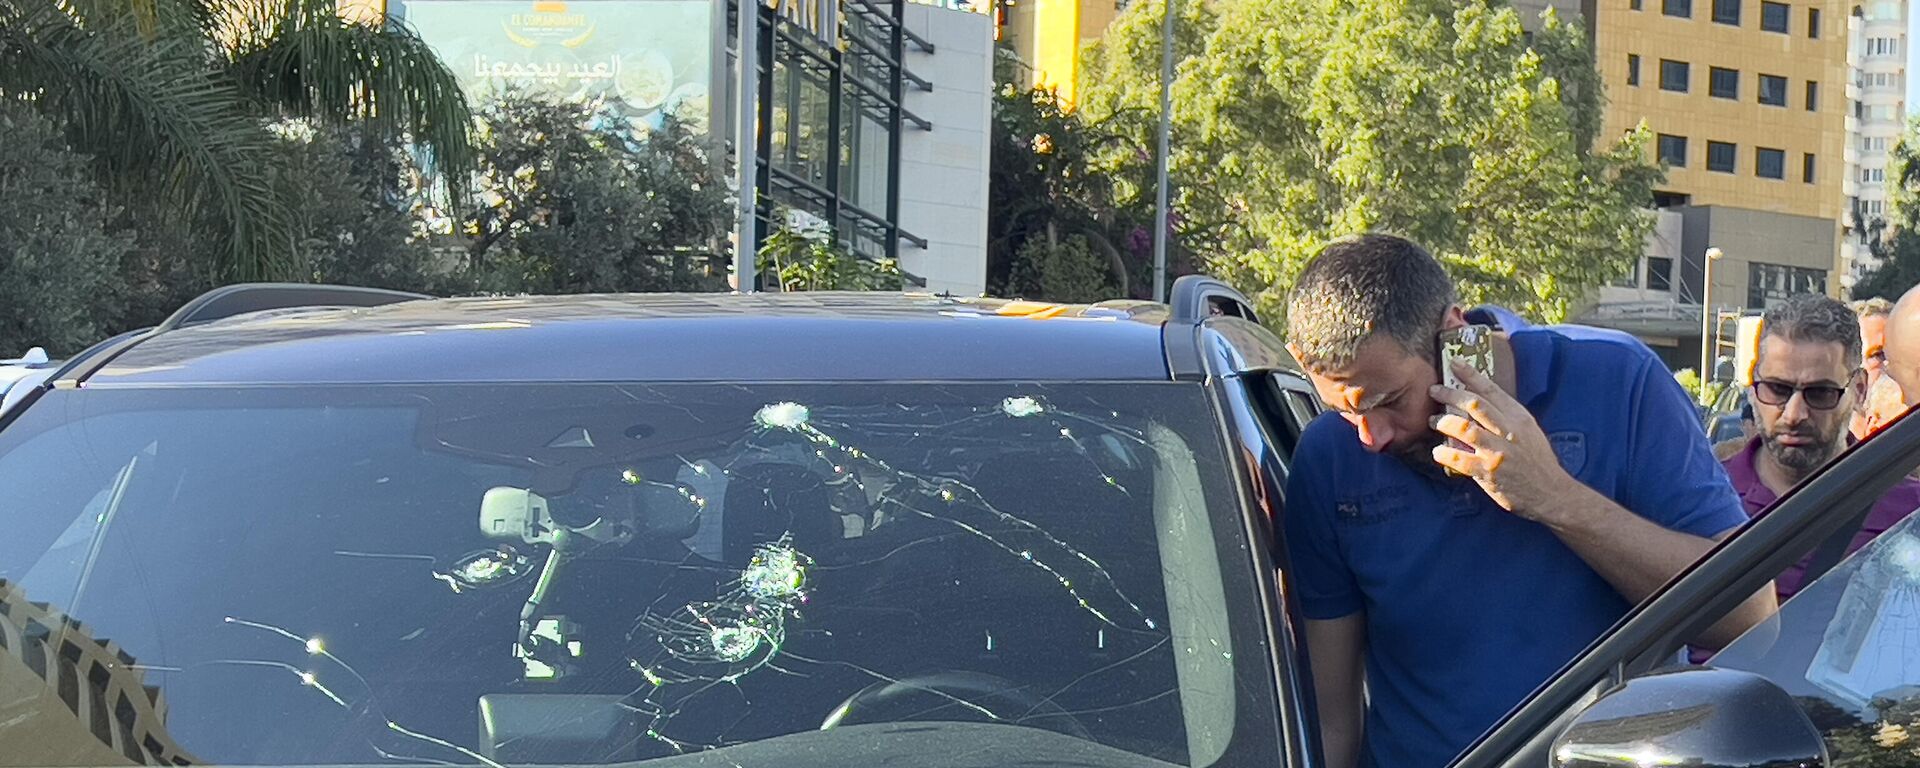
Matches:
[1438,324,1497,389]
[1436,325,1497,476]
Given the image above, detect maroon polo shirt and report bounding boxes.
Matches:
[1722,437,1920,599]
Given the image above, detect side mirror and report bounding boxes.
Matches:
[1553,667,1827,768]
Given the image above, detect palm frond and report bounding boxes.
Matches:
[224,0,475,199]
[1,3,300,282]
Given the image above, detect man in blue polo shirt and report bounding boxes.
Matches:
[1281,234,1777,768]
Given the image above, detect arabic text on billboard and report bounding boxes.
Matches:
[404,0,714,134]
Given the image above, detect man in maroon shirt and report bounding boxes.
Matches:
[1722,294,1920,600]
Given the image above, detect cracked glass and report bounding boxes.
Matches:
[0,382,1277,767]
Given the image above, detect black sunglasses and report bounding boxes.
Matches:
[1751,377,1855,410]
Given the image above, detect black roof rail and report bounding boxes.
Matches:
[157,283,428,331]
[1168,275,1259,325]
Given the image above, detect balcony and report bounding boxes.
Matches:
[1847,146,1862,164]
[1847,115,1861,133]
[1844,176,1860,196]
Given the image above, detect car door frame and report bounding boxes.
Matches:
[1188,314,1329,768]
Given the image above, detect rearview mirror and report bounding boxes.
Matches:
[1552,667,1826,768]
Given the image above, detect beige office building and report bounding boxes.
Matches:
[1572,0,1851,373]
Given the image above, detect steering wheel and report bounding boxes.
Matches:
[819,670,1093,740]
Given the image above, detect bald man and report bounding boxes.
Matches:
[1886,286,1920,407]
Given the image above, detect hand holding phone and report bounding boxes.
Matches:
[1436,325,1497,475]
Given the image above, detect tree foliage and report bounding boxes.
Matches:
[762,209,904,292]
[0,0,473,284]
[1005,235,1118,303]
[989,47,1176,300]
[424,94,733,295]
[1854,117,1920,302]
[1076,0,1662,323]
[0,102,130,356]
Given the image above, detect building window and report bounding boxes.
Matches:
[1756,147,1786,179]
[1709,67,1739,98]
[1662,60,1691,92]
[1648,256,1675,292]
[1658,134,1689,166]
[1760,1,1790,31]
[1632,0,1642,9]
[1628,54,1641,86]
[1665,0,1692,17]
[1803,152,1816,183]
[1808,7,1821,36]
[1749,263,1828,309]
[1871,1,1899,20]
[1804,81,1817,111]
[1707,141,1738,172]
[1614,258,1643,288]
[1758,74,1788,106]
[1712,0,1741,23]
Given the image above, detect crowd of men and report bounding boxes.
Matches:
[1278,233,1920,768]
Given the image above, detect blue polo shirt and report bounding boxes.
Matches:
[1282,309,1748,768]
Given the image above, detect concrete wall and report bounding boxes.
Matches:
[898,4,993,296]
[1679,205,1838,313]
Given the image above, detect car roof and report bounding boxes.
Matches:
[86,292,1186,386]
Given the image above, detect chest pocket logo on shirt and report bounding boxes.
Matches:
[1550,431,1588,476]
[1335,486,1408,527]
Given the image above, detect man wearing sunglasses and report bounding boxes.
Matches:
[1720,293,1920,601]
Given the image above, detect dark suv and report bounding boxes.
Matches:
[0,279,1915,768]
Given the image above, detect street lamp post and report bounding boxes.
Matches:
[1150,0,1175,303]
[732,0,760,294]
[1699,246,1725,391]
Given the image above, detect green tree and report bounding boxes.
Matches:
[1855,118,1920,301]
[441,94,732,294]
[990,46,1174,300]
[761,208,903,291]
[0,0,472,284]
[0,101,131,356]
[1077,0,1661,324]
[1005,235,1118,303]
[269,120,450,293]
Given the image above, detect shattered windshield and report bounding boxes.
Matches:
[0,382,1276,767]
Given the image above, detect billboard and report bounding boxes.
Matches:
[401,0,718,135]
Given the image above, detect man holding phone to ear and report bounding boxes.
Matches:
[1280,234,1776,768]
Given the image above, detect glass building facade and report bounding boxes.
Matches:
[726,0,931,267]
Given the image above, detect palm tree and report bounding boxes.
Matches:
[0,0,472,283]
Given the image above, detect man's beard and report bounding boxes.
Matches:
[1763,424,1844,479]
[1391,431,1451,480]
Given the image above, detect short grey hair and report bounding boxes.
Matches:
[1761,294,1863,368]
[1852,297,1893,319]
[1286,233,1456,369]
